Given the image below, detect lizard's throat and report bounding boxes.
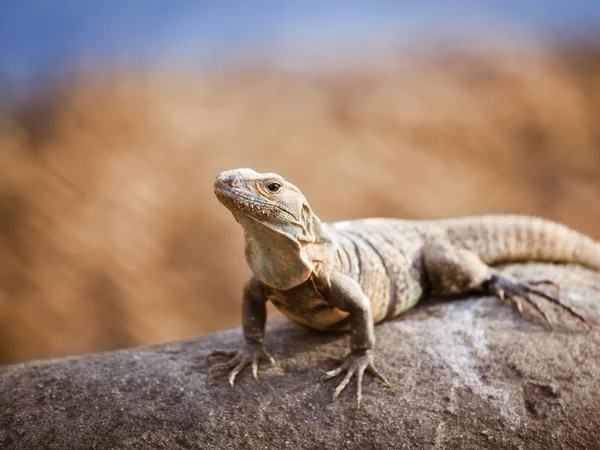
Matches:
[235,215,336,290]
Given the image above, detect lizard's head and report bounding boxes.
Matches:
[214,168,337,290]
[214,168,305,224]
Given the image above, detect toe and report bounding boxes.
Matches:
[207,350,236,360]
[367,365,391,388]
[488,275,589,330]
[332,370,354,402]
[517,292,554,330]
[207,353,242,377]
[321,356,345,366]
[259,350,276,367]
[356,368,364,408]
[229,359,250,387]
[523,285,589,327]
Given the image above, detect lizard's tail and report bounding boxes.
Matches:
[443,214,600,271]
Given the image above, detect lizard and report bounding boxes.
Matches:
[207,168,599,406]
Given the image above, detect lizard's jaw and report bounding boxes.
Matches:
[214,177,299,223]
[214,180,282,221]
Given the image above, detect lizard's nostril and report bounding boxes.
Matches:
[217,174,237,187]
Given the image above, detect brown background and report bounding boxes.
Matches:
[1,40,600,364]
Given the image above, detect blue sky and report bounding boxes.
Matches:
[1,1,600,91]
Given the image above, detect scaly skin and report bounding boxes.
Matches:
[207,168,599,407]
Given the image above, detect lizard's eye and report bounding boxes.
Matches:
[266,182,282,193]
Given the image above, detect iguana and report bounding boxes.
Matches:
[207,168,599,406]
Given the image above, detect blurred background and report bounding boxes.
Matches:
[1,1,600,364]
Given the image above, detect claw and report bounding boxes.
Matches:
[528,280,560,292]
[320,365,346,383]
[494,287,505,301]
[252,359,259,381]
[490,282,527,316]
[514,297,525,315]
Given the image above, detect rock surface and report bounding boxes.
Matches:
[1,264,600,450]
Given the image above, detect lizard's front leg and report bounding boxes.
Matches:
[207,277,275,385]
[317,272,391,406]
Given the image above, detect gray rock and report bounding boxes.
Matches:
[1,264,600,450]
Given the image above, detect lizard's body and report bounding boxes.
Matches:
[208,169,599,405]
[269,215,600,331]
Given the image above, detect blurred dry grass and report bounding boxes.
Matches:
[1,41,600,364]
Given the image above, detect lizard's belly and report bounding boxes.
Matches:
[264,283,350,331]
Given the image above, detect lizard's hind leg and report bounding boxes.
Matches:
[422,243,492,295]
[422,243,589,329]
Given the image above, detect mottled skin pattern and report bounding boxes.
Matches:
[208,168,599,406]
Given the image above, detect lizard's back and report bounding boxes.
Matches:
[327,214,600,324]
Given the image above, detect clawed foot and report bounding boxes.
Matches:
[320,349,390,407]
[207,342,275,386]
[486,273,590,330]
